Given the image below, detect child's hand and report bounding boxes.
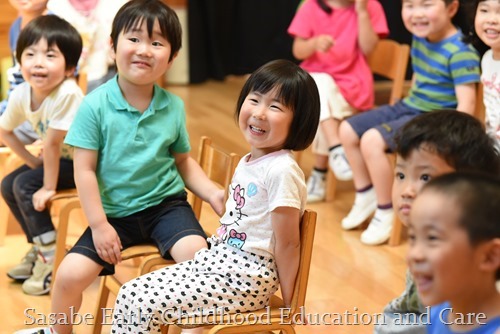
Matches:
[315,35,334,53]
[91,223,123,264]
[353,0,368,14]
[208,188,225,217]
[32,187,56,211]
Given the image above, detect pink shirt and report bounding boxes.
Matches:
[288,0,389,110]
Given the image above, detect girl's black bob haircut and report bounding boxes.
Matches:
[235,59,320,152]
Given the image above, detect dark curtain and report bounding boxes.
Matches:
[188,0,301,83]
[188,0,412,83]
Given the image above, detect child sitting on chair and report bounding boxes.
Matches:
[0,15,82,296]
[110,59,320,333]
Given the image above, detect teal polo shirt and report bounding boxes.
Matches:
[65,76,190,217]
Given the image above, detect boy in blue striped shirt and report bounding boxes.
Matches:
[337,0,480,246]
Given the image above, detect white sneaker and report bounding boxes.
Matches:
[329,146,353,181]
[21,255,53,296]
[341,188,377,230]
[306,170,326,203]
[361,208,394,245]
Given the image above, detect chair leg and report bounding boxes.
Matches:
[0,195,10,246]
[92,277,111,334]
[325,169,337,202]
[388,215,403,246]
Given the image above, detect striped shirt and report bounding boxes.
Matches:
[403,32,480,112]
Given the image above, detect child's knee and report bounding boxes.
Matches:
[339,121,358,145]
[360,129,386,156]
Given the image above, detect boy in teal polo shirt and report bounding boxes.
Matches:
[21,1,225,334]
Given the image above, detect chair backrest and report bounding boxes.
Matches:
[367,39,410,105]
[475,82,485,125]
[77,70,87,94]
[191,136,240,220]
[288,209,317,316]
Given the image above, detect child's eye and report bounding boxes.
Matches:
[270,104,283,112]
[129,37,139,43]
[420,174,431,182]
[152,41,163,47]
[395,172,405,180]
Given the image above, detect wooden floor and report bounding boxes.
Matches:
[0,76,409,334]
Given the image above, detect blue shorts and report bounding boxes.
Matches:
[69,192,206,275]
[346,101,423,151]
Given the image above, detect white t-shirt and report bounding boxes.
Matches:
[0,78,83,159]
[481,49,500,150]
[214,150,306,258]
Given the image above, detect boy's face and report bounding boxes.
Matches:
[406,191,483,307]
[475,0,500,56]
[401,0,458,42]
[392,145,454,225]
[9,0,47,13]
[20,38,73,100]
[111,19,175,88]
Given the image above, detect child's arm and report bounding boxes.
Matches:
[73,147,123,264]
[455,83,477,115]
[292,35,334,61]
[174,151,225,216]
[355,0,380,55]
[31,128,66,211]
[272,206,301,307]
[0,128,42,168]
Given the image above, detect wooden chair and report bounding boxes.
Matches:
[141,209,317,334]
[80,137,239,334]
[299,39,410,202]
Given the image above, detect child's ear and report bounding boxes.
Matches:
[65,66,77,78]
[447,0,460,18]
[478,238,500,276]
[109,38,116,61]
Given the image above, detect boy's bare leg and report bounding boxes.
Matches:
[169,235,207,263]
[321,117,341,146]
[339,122,372,189]
[360,129,393,205]
[52,254,103,334]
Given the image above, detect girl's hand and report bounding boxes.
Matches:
[91,223,123,264]
[32,187,56,211]
[208,188,225,217]
[315,35,334,53]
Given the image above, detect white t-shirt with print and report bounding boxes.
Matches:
[214,150,306,258]
[481,49,500,150]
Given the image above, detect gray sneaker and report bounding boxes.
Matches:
[7,246,38,281]
[22,256,53,295]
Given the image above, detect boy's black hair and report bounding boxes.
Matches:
[16,15,82,70]
[422,172,500,279]
[110,0,182,62]
[395,110,500,176]
[235,59,320,151]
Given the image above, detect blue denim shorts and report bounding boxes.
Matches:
[346,101,423,151]
[69,192,206,275]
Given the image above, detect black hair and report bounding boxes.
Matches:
[395,110,500,176]
[235,59,320,151]
[16,15,82,70]
[317,0,332,14]
[461,0,490,56]
[422,172,500,279]
[110,0,182,62]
